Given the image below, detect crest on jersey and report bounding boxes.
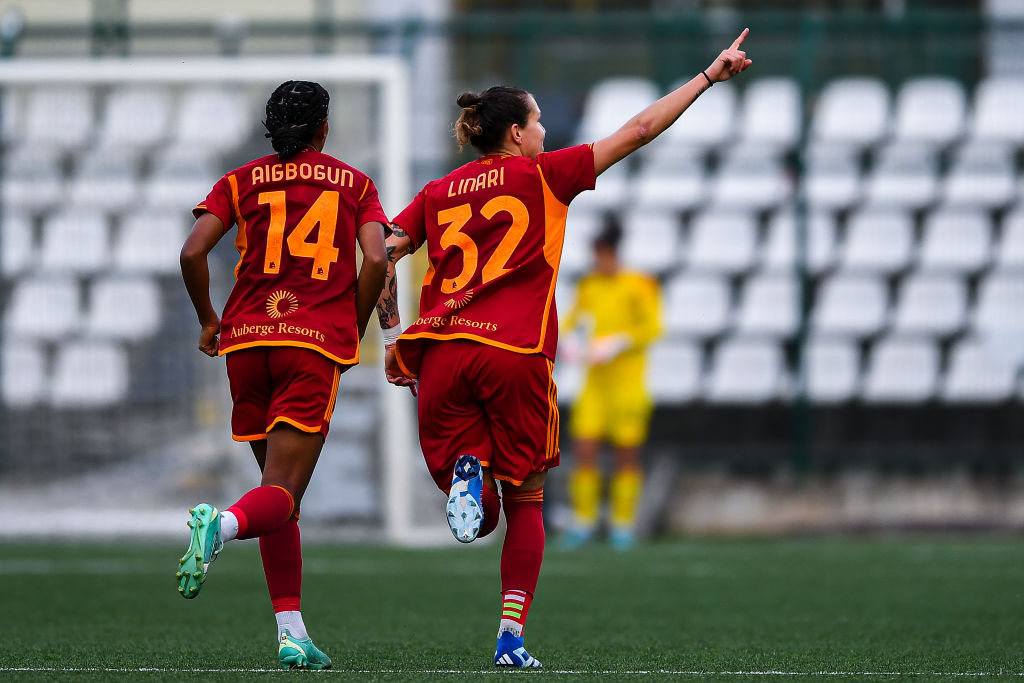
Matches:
[266,290,299,319]
[443,289,474,311]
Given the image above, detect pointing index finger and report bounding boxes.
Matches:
[730,27,749,50]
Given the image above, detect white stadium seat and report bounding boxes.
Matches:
[839,208,914,274]
[663,273,730,338]
[620,209,681,274]
[23,86,93,150]
[942,338,1018,402]
[995,208,1024,271]
[85,277,162,341]
[942,142,1017,209]
[646,341,702,404]
[917,208,991,273]
[98,86,171,149]
[739,77,801,149]
[1,212,34,278]
[559,210,602,276]
[710,145,791,210]
[761,207,837,274]
[633,148,706,211]
[811,77,890,147]
[173,87,252,151]
[804,337,860,403]
[50,341,129,408]
[114,211,190,275]
[812,273,888,338]
[577,77,660,142]
[802,143,862,210]
[969,77,1024,144]
[38,210,110,275]
[1,145,64,210]
[892,77,967,146]
[972,273,1024,356]
[734,273,798,338]
[657,80,736,151]
[891,273,966,336]
[706,338,784,403]
[552,357,584,404]
[862,336,939,402]
[1,341,47,408]
[862,143,939,210]
[68,149,141,211]
[686,209,758,274]
[144,145,219,211]
[4,277,80,340]
[571,162,629,212]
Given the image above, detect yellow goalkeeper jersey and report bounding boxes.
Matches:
[563,269,662,401]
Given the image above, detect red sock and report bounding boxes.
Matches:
[479,486,501,539]
[226,485,294,540]
[260,516,302,612]
[499,488,545,634]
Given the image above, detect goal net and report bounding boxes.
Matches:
[0,55,445,545]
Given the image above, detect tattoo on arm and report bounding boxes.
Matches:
[390,223,408,238]
[376,272,399,328]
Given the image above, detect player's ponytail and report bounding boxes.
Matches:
[264,80,330,161]
[454,86,531,154]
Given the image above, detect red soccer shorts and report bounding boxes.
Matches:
[225,346,341,441]
[417,339,560,492]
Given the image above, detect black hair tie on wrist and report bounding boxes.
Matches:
[701,70,713,86]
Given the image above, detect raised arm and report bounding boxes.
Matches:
[181,212,227,357]
[376,223,417,392]
[592,28,752,176]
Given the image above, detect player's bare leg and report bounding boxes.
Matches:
[564,437,601,549]
[178,426,331,668]
[494,470,546,668]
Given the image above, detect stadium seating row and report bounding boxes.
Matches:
[1,85,251,152]
[560,205,1024,277]
[1,210,186,278]
[3,276,162,341]
[578,75,1024,150]
[2,340,127,408]
[555,335,1024,405]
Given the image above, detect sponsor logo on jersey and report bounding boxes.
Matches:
[266,290,299,319]
[443,289,474,311]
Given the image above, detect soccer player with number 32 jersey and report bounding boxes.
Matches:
[377,30,752,668]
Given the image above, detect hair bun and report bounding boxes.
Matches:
[456,91,482,108]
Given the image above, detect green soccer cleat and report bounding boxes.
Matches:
[278,629,333,670]
[175,503,223,600]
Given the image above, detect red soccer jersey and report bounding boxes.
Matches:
[392,144,595,377]
[194,149,388,365]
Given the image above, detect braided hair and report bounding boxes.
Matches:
[454,86,531,154]
[263,80,330,161]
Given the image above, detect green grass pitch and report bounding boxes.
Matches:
[1,537,1022,681]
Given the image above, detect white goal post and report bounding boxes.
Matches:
[0,55,428,545]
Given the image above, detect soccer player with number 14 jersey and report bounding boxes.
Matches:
[177,81,388,669]
[377,31,752,667]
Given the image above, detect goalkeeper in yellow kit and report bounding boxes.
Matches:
[561,217,662,550]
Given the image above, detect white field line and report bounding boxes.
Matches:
[0,667,1022,676]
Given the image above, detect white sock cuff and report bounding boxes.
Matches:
[219,510,239,543]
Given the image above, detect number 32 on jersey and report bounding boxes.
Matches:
[437,195,529,294]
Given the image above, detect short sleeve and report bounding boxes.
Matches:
[193,175,234,231]
[356,178,389,227]
[392,188,428,249]
[536,144,596,206]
